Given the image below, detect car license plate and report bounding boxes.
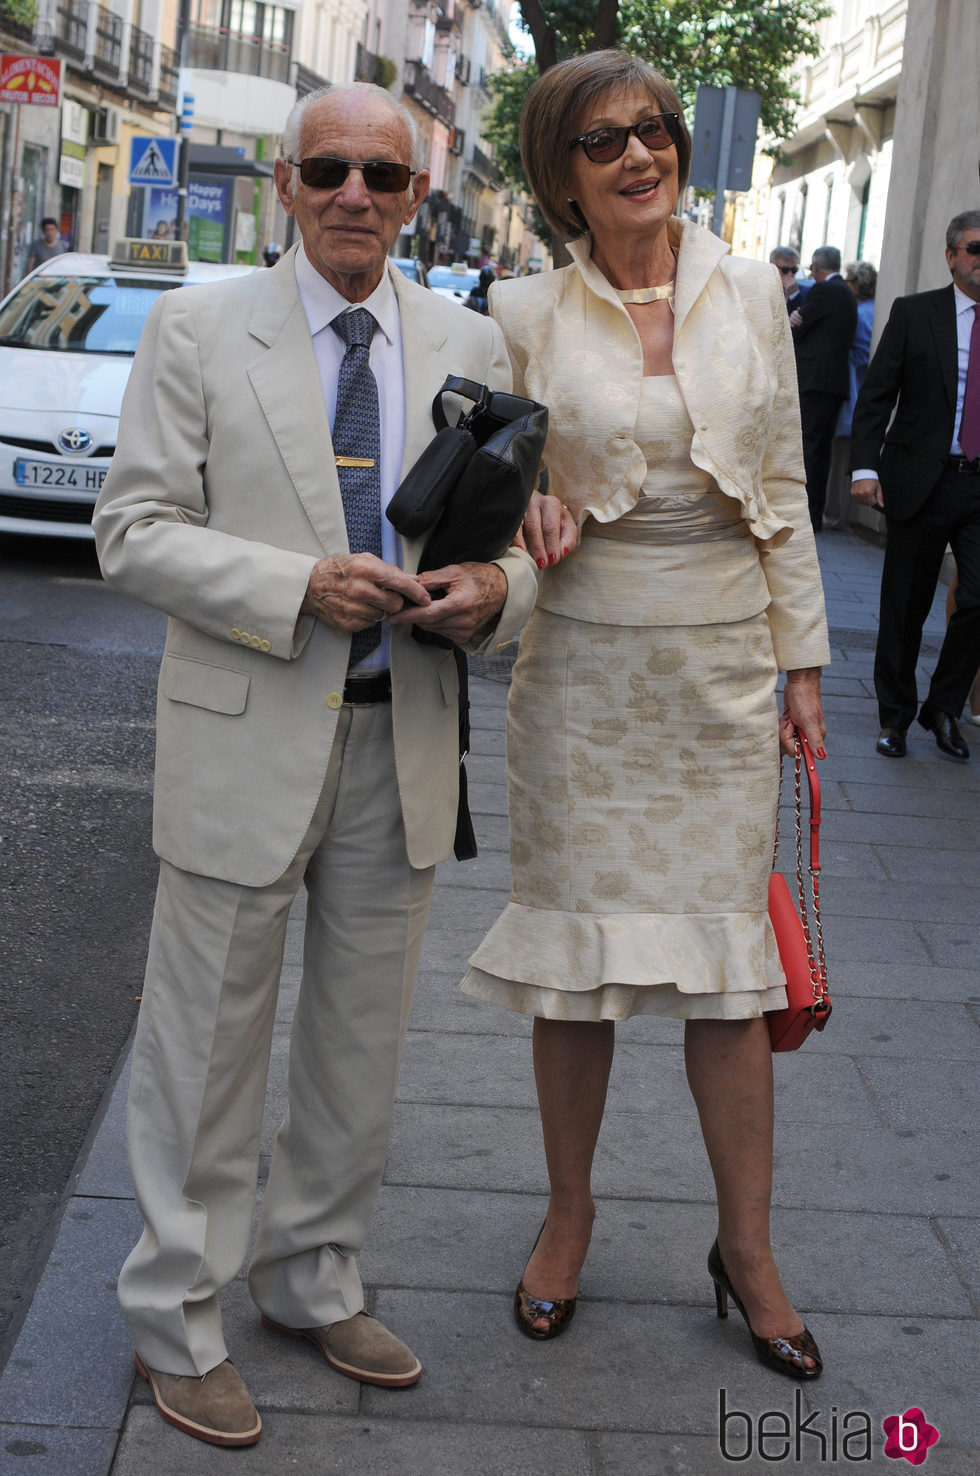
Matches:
[13,458,107,490]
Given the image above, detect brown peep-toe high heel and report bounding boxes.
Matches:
[513,1222,578,1341]
[708,1240,822,1380]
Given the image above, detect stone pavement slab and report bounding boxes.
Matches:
[1,530,977,1476]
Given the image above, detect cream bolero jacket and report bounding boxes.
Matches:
[488,219,830,673]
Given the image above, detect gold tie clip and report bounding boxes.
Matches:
[335,455,376,468]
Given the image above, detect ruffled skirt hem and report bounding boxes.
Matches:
[461,902,788,1022]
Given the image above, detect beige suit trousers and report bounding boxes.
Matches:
[118,702,435,1375]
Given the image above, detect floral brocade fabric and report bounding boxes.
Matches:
[462,377,790,1022]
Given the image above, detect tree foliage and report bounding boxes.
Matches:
[484,0,831,213]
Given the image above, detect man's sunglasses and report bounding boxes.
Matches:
[776,265,798,275]
[953,240,980,256]
[570,113,682,164]
[288,157,416,193]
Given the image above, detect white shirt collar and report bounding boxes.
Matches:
[293,243,398,346]
[953,283,980,317]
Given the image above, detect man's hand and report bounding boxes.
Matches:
[512,491,578,569]
[851,477,884,509]
[390,562,508,645]
[789,307,803,329]
[301,554,431,632]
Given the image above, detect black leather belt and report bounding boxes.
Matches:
[947,454,980,474]
[342,670,392,705]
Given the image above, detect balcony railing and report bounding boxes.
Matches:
[92,4,123,80]
[158,43,178,107]
[354,42,394,89]
[129,24,154,94]
[55,0,87,60]
[469,144,501,188]
[188,22,291,84]
[403,59,454,128]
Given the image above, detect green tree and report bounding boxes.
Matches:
[484,1,830,216]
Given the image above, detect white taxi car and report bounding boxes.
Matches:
[0,240,254,539]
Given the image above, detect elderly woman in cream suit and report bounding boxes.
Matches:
[463,52,830,1380]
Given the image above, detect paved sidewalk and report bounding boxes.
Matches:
[1,529,977,1475]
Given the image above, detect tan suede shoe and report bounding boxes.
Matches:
[134,1354,262,1446]
[262,1310,422,1387]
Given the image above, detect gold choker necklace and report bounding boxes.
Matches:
[615,282,675,304]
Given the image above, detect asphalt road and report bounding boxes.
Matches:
[0,533,166,1361]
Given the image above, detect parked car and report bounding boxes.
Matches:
[426,263,482,303]
[0,241,254,540]
[389,256,429,288]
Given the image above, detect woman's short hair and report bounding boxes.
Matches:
[843,261,878,300]
[519,50,692,240]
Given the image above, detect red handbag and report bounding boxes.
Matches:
[767,730,832,1051]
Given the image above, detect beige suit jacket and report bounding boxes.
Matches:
[489,220,829,673]
[94,251,537,886]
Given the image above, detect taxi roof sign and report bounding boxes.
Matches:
[110,238,189,272]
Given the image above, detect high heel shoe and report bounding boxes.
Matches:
[707,1240,822,1380]
[513,1221,578,1341]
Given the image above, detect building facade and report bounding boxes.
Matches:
[732,1,907,271]
[0,0,181,288]
[0,0,538,286]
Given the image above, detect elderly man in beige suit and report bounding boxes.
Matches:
[93,83,537,1449]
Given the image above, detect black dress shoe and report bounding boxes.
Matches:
[876,728,907,758]
[917,707,969,760]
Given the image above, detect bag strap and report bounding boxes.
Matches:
[774,730,830,1010]
[431,376,487,432]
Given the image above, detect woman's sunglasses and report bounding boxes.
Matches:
[288,157,416,193]
[570,113,682,164]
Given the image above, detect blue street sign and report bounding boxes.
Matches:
[129,136,177,187]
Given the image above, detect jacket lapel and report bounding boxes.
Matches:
[390,262,450,476]
[246,248,349,556]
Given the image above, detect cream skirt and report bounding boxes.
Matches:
[462,606,789,1021]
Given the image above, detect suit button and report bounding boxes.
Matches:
[327,692,343,709]
[260,639,271,653]
[230,627,241,640]
[249,635,262,648]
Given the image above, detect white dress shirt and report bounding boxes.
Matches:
[293,245,407,669]
[952,284,978,456]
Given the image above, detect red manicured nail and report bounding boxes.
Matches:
[536,557,547,570]
[548,553,557,564]
[816,748,827,759]
[562,546,569,556]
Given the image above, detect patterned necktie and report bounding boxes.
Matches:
[960,302,980,462]
[331,307,383,664]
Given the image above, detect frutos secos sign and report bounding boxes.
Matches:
[0,55,62,107]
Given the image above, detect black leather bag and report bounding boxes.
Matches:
[387,375,548,571]
[386,376,548,863]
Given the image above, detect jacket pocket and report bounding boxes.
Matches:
[160,654,250,714]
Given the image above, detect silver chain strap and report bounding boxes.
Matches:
[774,733,829,1007]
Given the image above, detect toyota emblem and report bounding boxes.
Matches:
[58,428,92,453]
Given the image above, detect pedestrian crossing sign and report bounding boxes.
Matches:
[129,136,177,187]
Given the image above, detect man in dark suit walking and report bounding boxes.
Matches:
[851,209,980,761]
[792,245,858,530]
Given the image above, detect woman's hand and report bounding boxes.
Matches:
[513,491,577,569]
[780,667,827,759]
